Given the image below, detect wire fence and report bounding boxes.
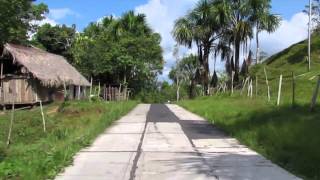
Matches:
[213,70,320,110]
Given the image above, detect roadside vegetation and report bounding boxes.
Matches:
[0,101,137,179]
[178,33,320,180]
[178,96,320,180]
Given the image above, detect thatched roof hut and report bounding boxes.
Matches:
[2,43,90,87]
[0,43,90,105]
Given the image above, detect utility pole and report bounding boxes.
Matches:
[308,0,312,71]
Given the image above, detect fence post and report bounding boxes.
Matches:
[103,84,106,100]
[250,79,253,98]
[255,75,258,96]
[277,74,283,106]
[231,71,235,95]
[310,75,320,111]
[292,72,296,108]
[77,85,81,100]
[39,100,46,133]
[247,78,251,97]
[98,81,101,97]
[89,77,93,97]
[7,101,15,146]
[264,67,271,101]
[241,77,249,95]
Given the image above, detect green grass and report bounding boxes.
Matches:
[177,34,320,179]
[179,94,320,180]
[0,100,138,179]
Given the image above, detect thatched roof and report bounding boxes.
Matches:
[2,43,90,87]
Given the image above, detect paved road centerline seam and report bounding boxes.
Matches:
[128,112,149,180]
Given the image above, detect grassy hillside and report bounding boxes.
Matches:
[249,34,320,105]
[0,101,137,179]
[252,34,320,77]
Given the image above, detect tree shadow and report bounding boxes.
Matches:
[146,104,301,179]
[221,105,320,180]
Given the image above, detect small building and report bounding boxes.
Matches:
[0,43,90,105]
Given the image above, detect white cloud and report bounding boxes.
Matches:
[135,0,197,81]
[34,17,58,26]
[259,12,308,56]
[49,8,80,20]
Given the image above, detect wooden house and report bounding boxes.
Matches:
[0,43,90,105]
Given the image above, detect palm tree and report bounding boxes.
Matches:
[249,0,280,64]
[172,0,228,95]
[214,0,254,82]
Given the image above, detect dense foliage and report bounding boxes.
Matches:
[72,12,163,95]
[0,0,48,46]
[32,24,76,61]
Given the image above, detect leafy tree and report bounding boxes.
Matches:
[0,0,48,46]
[72,12,163,95]
[32,24,76,61]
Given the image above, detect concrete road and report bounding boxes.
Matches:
[56,104,301,180]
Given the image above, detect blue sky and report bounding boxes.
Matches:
[37,0,311,81]
[38,0,308,31]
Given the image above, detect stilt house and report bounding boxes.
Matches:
[0,43,90,105]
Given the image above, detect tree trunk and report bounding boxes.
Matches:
[189,79,196,99]
[124,73,127,101]
[203,45,210,95]
[176,78,180,102]
[256,25,260,64]
[234,40,241,83]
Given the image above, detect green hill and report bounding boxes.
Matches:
[250,35,320,105]
[253,34,320,77]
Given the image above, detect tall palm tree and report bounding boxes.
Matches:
[215,0,253,82]
[173,0,228,95]
[249,0,280,64]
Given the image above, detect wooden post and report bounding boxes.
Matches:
[108,85,111,101]
[1,60,3,109]
[89,77,93,97]
[112,87,115,101]
[310,75,320,111]
[247,78,251,97]
[7,101,15,146]
[231,71,235,95]
[83,87,87,99]
[77,86,81,100]
[292,72,296,108]
[39,100,46,133]
[63,82,67,100]
[98,81,101,97]
[255,76,258,96]
[264,67,271,101]
[250,79,253,98]
[277,74,283,106]
[241,77,249,95]
[103,84,106,100]
[127,90,130,101]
